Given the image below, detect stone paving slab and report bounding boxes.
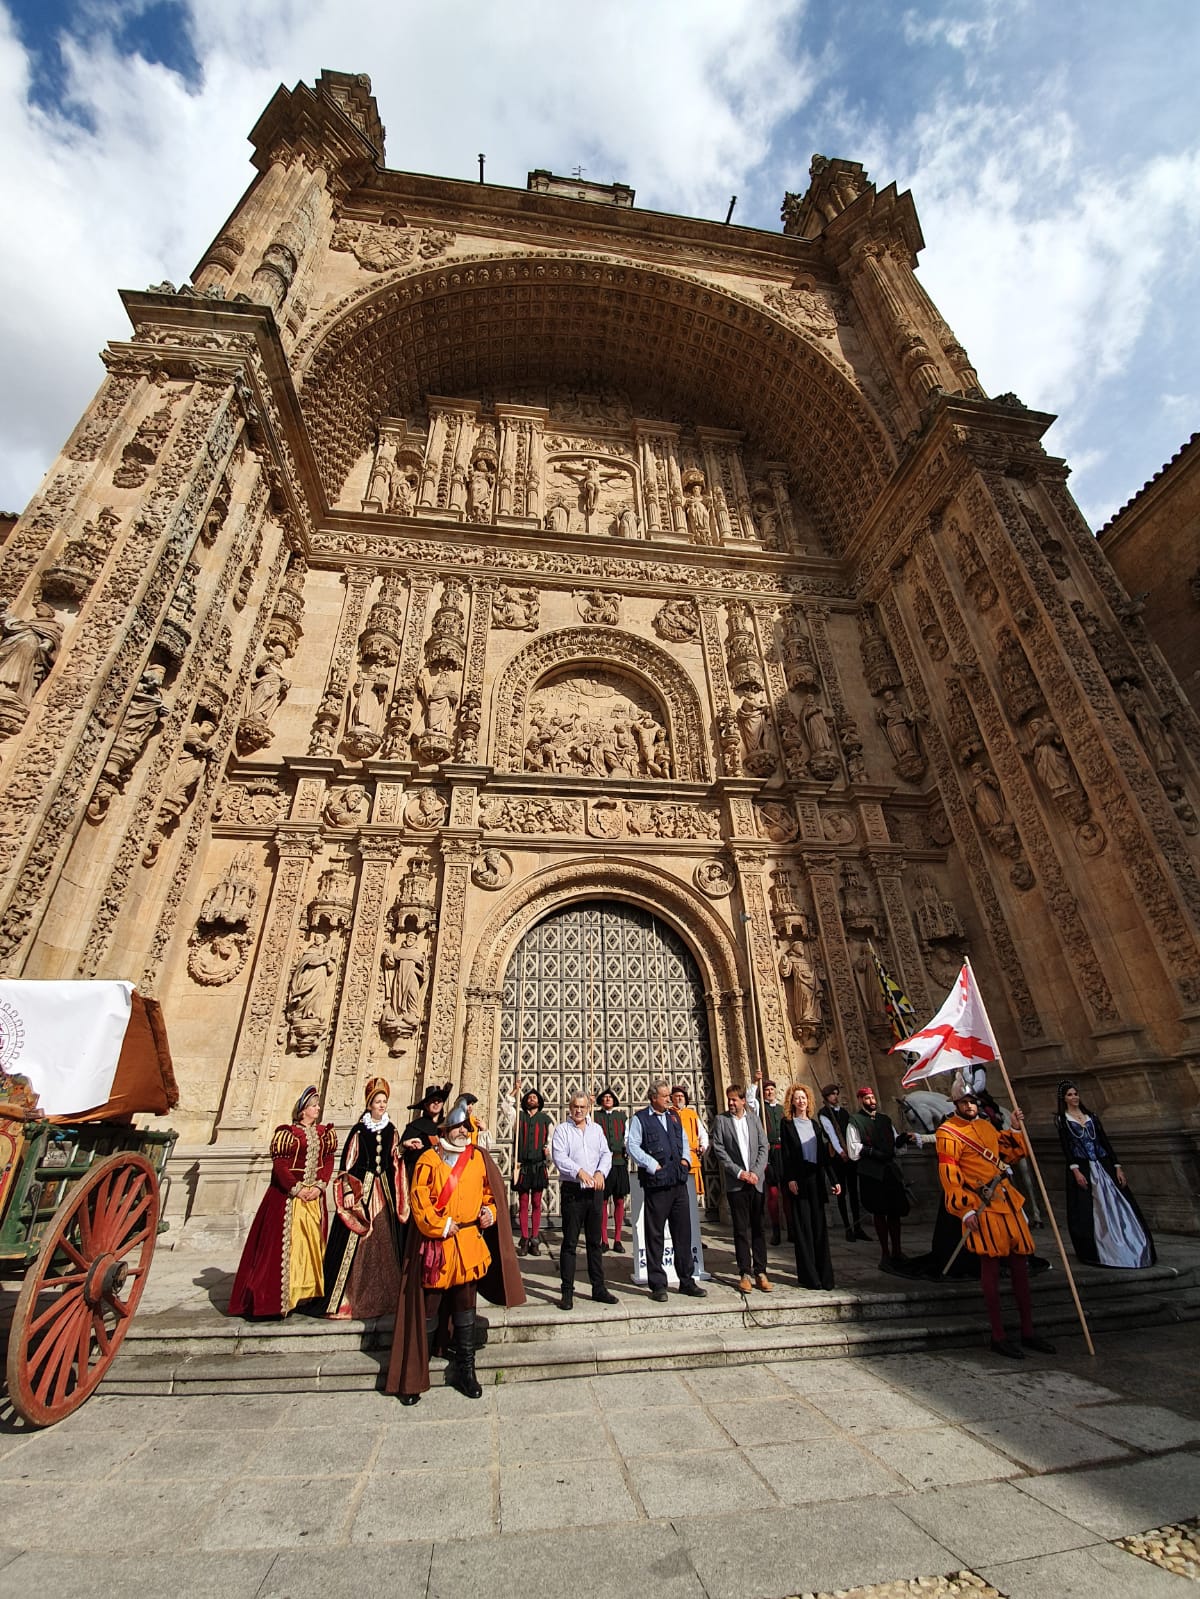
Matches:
[979,1541,1194,1598]
[0,1320,1198,1598]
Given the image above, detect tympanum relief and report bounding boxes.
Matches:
[522,670,672,780]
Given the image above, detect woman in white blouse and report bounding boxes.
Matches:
[779,1084,841,1289]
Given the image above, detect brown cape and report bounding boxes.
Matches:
[383,1144,525,1398]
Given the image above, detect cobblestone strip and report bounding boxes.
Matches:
[785,1573,1002,1599]
[1116,1515,1200,1581]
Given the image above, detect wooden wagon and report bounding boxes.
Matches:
[0,988,178,1426]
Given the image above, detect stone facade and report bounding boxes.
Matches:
[1,72,1198,1234]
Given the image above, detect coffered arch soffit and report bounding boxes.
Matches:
[491,626,708,781]
[297,252,897,553]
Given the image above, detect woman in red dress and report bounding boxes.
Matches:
[228,1086,337,1317]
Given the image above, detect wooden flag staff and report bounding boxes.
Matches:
[965,957,1096,1358]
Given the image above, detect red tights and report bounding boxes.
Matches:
[518,1190,543,1241]
[980,1254,1033,1341]
[600,1198,626,1245]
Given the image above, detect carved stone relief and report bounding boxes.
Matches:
[472,848,513,890]
[188,846,259,986]
[0,604,63,739]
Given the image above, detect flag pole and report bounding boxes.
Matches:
[964,957,1095,1357]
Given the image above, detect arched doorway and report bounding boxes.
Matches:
[495,899,717,1200]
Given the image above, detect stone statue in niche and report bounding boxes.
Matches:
[414,663,460,745]
[237,643,290,755]
[966,758,1021,859]
[142,715,216,865]
[380,929,428,1054]
[87,664,168,823]
[799,692,839,779]
[344,670,391,760]
[877,689,926,781]
[324,783,369,829]
[491,584,539,631]
[472,848,512,890]
[1116,680,1177,772]
[683,482,715,546]
[736,688,778,777]
[653,598,699,642]
[467,453,497,523]
[285,934,338,1056]
[1025,715,1087,823]
[779,940,823,1048]
[0,603,62,736]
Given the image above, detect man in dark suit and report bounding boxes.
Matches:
[626,1079,707,1303]
[711,1083,771,1293]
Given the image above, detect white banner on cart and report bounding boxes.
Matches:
[0,980,133,1115]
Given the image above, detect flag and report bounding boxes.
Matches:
[869,944,917,1042]
[892,963,1000,1088]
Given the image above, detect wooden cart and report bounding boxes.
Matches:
[0,991,178,1426]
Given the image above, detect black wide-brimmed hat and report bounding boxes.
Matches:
[596,1086,619,1107]
[409,1081,453,1113]
[521,1087,545,1111]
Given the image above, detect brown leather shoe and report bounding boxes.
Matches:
[756,1273,772,1292]
[736,1275,753,1294]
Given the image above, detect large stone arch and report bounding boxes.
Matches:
[490,626,709,780]
[295,250,896,553]
[458,856,751,1119]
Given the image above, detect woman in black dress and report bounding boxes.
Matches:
[1055,1080,1154,1269]
[323,1077,408,1319]
[780,1084,841,1289]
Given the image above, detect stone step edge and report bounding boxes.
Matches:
[102,1294,1195,1395]
[120,1262,1197,1352]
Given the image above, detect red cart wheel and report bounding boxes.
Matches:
[6,1152,160,1426]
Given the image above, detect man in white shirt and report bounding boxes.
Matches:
[711,1084,771,1293]
[551,1093,618,1312]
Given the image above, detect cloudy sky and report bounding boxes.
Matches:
[1,0,1195,531]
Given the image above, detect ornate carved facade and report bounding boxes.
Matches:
[2,71,1198,1232]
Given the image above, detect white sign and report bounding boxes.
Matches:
[630,1177,709,1284]
[0,980,133,1116]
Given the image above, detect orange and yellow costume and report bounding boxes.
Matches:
[409,1142,495,1290]
[936,1114,1033,1257]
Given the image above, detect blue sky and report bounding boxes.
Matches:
[1,0,1195,531]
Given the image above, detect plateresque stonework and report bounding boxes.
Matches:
[1,71,1198,1233]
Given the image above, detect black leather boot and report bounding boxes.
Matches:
[447,1311,483,1399]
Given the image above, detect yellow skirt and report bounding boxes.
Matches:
[286,1195,325,1310]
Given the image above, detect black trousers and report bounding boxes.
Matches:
[727,1182,767,1275]
[833,1160,861,1226]
[642,1180,695,1292]
[559,1184,606,1294]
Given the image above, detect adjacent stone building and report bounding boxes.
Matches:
[1,71,1197,1234]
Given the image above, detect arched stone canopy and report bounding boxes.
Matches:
[491,626,709,780]
[297,252,896,552]
[459,857,752,1111]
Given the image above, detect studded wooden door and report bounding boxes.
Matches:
[495,900,716,1199]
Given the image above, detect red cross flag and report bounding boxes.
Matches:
[891,963,1000,1088]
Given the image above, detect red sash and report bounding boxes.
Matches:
[436,1144,475,1208]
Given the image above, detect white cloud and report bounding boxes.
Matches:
[0,0,819,510]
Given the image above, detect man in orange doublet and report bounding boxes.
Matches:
[936,1089,1054,1360]
[385,1093,525,1404]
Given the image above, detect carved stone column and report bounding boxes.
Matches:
[324,835,404,1121]
[382,571,433,759]
[309,565,375,755]
[421,835,477,1093]
[219,825,320,1135]
[461,983,505,1106]
[730,847,791,1077]
[868,852,931,1016]
[805,851,874,1083]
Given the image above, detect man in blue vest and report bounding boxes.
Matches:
[626,1079,708,1303]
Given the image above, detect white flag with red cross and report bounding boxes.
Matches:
[891,963,1000,1088]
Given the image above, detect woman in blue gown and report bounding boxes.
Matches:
[1055,1080,1154,1269]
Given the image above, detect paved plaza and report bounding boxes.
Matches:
[0,1318,1196,1599]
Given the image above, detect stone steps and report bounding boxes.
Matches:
[104,1253,1200,1395]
